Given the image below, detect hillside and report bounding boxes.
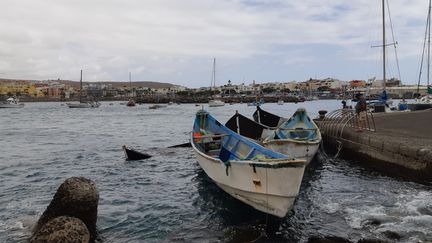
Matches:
[0,78,176,88]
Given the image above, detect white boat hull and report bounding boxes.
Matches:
[193,144,305,218]
[66,102,100,108]
[0,103,24,108]
[263,140,320,164]
[208,100,225,107]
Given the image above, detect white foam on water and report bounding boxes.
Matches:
[344,205,389,229]
[343,190,432,241]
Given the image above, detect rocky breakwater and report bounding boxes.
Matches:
[30,177,99,243]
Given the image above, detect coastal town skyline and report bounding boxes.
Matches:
[0,0,431,87]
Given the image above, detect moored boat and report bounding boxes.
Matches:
[191,110,306,217]
[0,97,24,108]
[67,101,100,108]
[126,99,136,107]
[208,99,225,107]
[149,104,167,109]
[253,107,321,164]
[67,70,100,108]
[207,58,225,107]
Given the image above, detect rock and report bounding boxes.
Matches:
[33,177,99,242]
[307,236,352,243]
[30,216,90,243]
[357,239,391,243]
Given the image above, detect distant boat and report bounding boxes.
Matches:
[208,99,225,107]
[277,99,284,105]
[126,72,136,107]
[149,104,167,109]
[252,106,321,164]
[126,99,136,107]
[67,70,100,108]
[0,97,24,108]
[67,102,100,108]
[247,98,264,107]
[191,109,306,217]
[208,58,225,107]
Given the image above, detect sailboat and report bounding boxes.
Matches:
[66,70,100,108]
[208,58,225,107]
[126,72,136,107]
[368,0,397,113]
[408,0,432,111]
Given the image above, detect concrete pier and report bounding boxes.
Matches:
[318,109,432,178]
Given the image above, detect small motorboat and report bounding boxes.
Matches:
[122,145,151,160]
[0,97,24,108]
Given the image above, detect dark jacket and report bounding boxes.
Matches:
[355,97,367,113]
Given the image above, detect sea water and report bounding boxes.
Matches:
[0,100,431,242]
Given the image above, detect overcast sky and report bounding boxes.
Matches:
[0,0,430,87]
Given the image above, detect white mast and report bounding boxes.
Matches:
[79,69,83,103]
[428,0,431,98]
[129,71,132,98]
[382,0,386,91]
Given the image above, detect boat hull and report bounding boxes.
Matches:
[66,102,100,108]
[208,100,225,107]
[0,104,24,108]
[263,140,320,164]
[192,143,305,218]
[407,103,432,111]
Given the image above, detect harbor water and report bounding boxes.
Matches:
[0,101,431,242]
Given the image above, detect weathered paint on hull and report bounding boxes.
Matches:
[264,141,320,164]
[193,148,305,218]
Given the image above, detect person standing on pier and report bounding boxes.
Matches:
[355,93,367,132]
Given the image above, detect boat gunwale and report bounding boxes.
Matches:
[190,133,306,168]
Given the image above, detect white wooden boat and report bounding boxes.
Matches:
[192,110,306,217]
[277,100,284,105]
[0,97,24,108]
[253,107,321,164]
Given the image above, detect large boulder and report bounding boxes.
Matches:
[33,177,99,242]
[30,216,90,243]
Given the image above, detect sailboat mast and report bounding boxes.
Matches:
[382,0,387,91]
[428,0,431,90]
[80,69,82,103]
[213,58,216,96]
[129,71,132,97]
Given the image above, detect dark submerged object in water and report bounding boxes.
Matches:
[122,145,151,160]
